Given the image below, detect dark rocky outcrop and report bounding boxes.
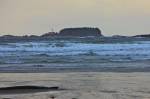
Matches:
[0,86,61,94]
[59,27,102,37]
[41,32,58,37]
[134,34,150,38]
[112,35,129,38]
[0,35,40,42]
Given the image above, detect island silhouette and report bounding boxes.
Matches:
[0,27,150,42]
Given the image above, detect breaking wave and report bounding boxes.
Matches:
[0,39,150,64]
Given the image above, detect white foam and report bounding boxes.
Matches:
[0,41,150,58]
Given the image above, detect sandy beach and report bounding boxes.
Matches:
[0,72,149,99]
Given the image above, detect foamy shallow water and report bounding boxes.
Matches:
[0,37,150,65]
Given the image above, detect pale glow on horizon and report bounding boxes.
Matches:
[0,0,150,36]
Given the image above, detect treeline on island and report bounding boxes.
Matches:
[41,27,102,37]
[59,27,102,36]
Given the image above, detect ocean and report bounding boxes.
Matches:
[0,37,150,72]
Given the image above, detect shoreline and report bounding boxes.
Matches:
[0,61,150,73]
[0,72,150,99]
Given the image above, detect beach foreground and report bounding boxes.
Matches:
[0,73,150,99]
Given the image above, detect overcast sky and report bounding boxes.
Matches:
[0,0,150,36]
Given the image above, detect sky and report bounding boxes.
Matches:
[0,0,150,36]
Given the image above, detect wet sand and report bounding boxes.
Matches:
[0,72,150,99]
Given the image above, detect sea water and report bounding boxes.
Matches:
[0,37,150,72]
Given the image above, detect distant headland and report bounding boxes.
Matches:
[0,27,103,41]
[0,27,150,42]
